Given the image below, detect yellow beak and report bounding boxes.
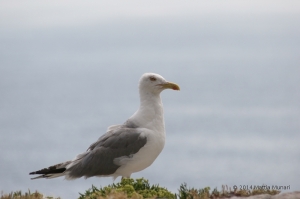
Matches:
[159,82,180,91]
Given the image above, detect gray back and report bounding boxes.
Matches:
[67,123,147,178]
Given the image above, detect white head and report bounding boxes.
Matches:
[139,73,180,95]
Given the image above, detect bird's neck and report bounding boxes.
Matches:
[130,91,165,132]
[139,92,164,117]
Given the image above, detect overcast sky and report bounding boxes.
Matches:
[1,1,300,29]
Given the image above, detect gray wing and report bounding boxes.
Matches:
[66,125,147,179]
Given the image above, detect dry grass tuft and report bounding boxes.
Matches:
[0,190,60,199]
[176,183,281,199]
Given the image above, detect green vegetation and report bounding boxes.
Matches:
[0,190,60,199]
[79,178,174,199]
[176,183,280,199]
[1,178,281,199]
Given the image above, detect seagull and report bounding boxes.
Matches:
[29,73,180,180]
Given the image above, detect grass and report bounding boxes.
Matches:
[176,183,280,199]
[0,190,60,199]
[78,178,174,199]
[1,178,281,199]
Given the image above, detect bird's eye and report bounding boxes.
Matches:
[149,76,157,81]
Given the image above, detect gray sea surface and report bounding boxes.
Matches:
[0,1,299,198]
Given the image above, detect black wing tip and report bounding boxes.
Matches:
[29,171,36,175]
[29,167,66,176]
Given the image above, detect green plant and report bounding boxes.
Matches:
[1,180,282,199]
[175,183,210,199]
[78,178,174,199]
[0,190,60,199]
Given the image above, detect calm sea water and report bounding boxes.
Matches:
[0,10,299,198]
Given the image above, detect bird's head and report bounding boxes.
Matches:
[139,73,180,95]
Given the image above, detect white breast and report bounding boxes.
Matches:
[112,88,166,178]
[113,127,165,178]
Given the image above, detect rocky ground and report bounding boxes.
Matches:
[230,191,300,199]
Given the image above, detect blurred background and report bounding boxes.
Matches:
[0,1,299,198]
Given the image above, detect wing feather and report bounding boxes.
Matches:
[65,125,147,179]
